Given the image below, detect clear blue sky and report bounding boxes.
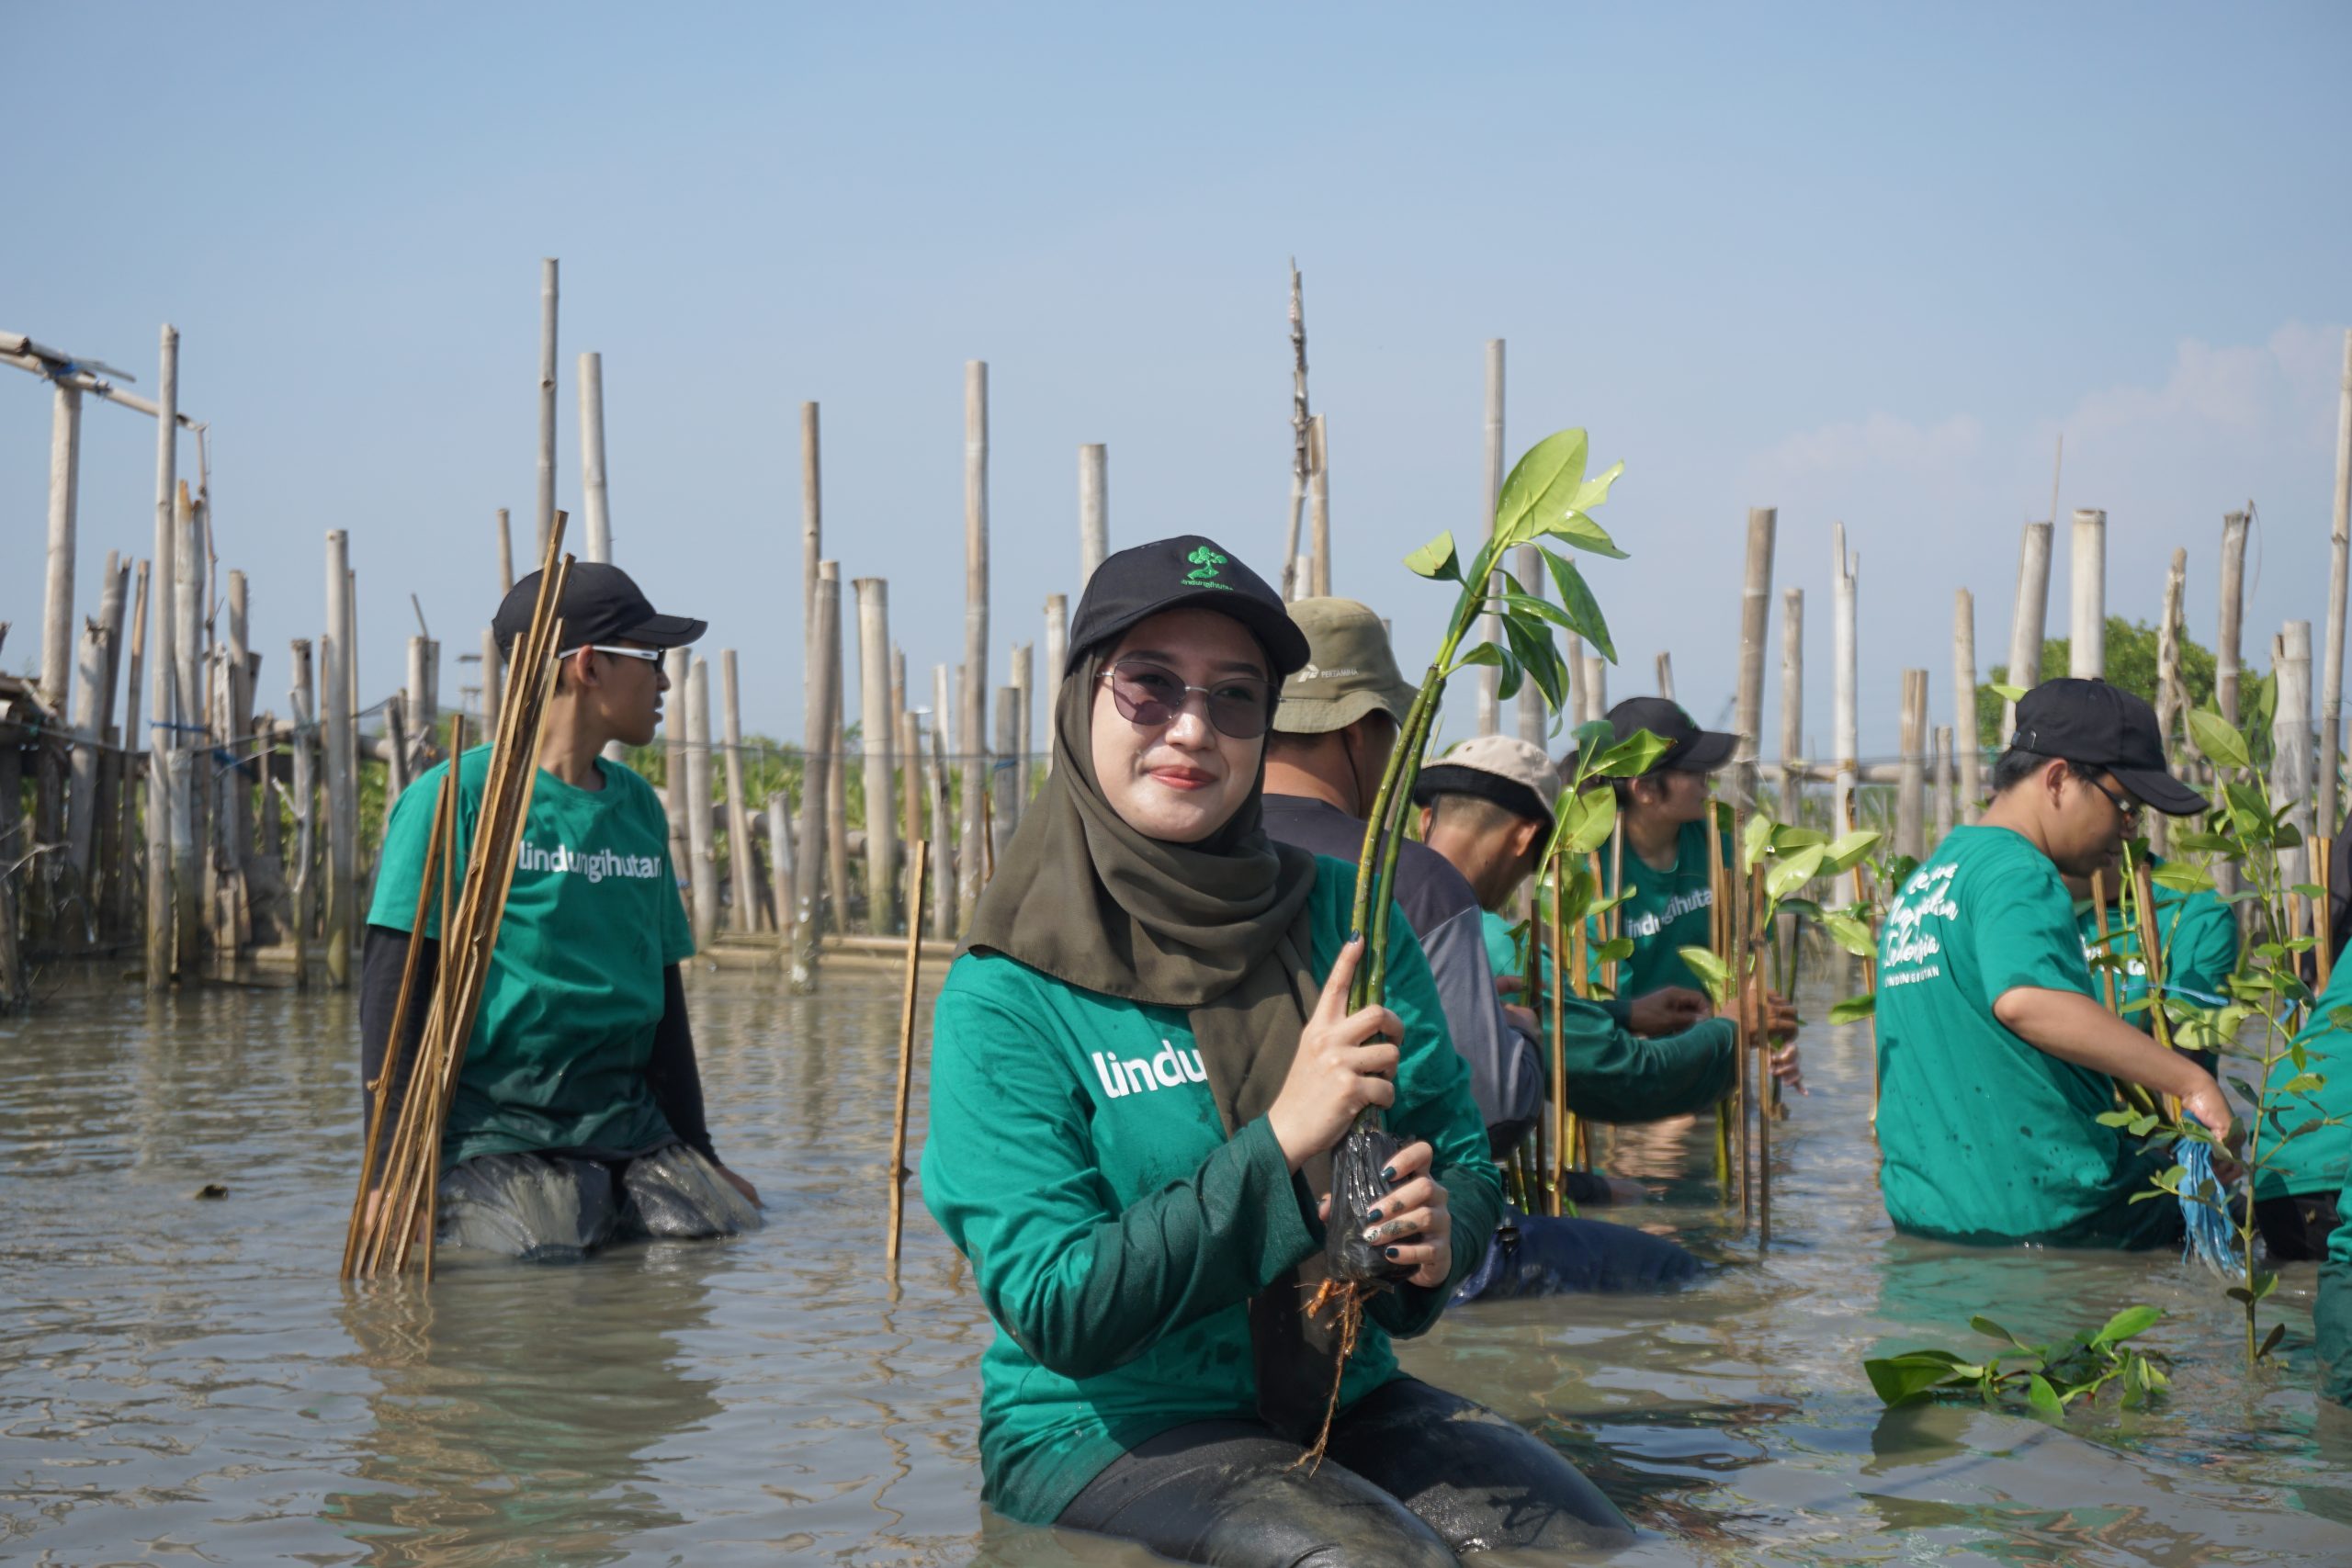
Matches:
[6,2,2347,758]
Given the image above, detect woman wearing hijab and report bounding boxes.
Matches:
[923,537,1633,1566]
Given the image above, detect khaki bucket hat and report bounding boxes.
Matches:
[1272,597,1422,735]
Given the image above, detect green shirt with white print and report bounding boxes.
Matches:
[921,854,1500,1527]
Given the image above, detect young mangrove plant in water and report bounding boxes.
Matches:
[2108,705,2343,1365]
[1306,427,1627,1454]
[1866,1307,2173,1419]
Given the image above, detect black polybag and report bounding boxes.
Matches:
[1323,1118,1414,1284]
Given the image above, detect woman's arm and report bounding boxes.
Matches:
[922,977,1322,1382]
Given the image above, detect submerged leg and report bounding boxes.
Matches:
[435,1153,625,1262]
[619,1144,763,1240]
[1057,1419,1460,1568]
[1464,1214,1702,1300]
[1323,1377,1634,1554]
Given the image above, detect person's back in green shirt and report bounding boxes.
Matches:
[1876,825,2177,1247]
[2248,946,2352,1229]
[2318,1166,2352,1407]
[2070,861,2237,1042]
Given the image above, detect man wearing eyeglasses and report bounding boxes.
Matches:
[359,563,763,1260]
[1875,677,2235,1249]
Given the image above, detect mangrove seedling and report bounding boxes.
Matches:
[1865,1306,2174,1419]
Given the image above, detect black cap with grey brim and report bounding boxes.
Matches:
[493,562,706,657]
[2011,677,2208,816]
[1605,696,1736,774]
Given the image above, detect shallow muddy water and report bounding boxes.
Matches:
[5,964,2351,1565]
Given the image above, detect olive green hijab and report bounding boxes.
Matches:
[964,649,1341,1438]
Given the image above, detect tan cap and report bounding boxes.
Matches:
[1272,597,1422,735]
[1410,735,1561,827]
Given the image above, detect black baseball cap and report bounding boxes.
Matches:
[493,562,707,657]
[2011,678,2207,816]
[1065,535,1309,678]
[1605,696,1736,774]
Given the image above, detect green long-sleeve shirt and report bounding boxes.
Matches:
[922,853,1500,1527]
[1482,908,1737,1122]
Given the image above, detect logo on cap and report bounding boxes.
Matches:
[1185,545,1232,590]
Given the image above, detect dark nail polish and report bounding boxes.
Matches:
[1348,930,1363,945]
[1366,1207,1383,1223]
[1384,1247,1400,1259]
[1380,1166,1397,1183]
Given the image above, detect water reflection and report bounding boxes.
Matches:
[324,1255,722,1561]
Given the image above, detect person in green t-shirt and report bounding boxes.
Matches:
[2318,1164,2352,1407]
[2065,856,2237,1067]
[922,536,1630,1562]
[1875,678,2235,1248]
[361,563,761,1261]
[2245,949,2352,1260]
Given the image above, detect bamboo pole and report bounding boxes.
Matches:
[1895,670,1928,861]
[662,648,693,918]
[1952,588,1980,824]
[1546,861,1567,1216]
[1080,444,1109,588]
[286,639,315,987]
[495,508,514,597]
[481,626,503,739]
[1581,652,1607,722]
[535,257,559,561]
[223,570,255,945]
[1044,594,1069,776]
[961,361,991,931]
[722,650,757,936]
[1779,586,1804,795]
[1308,414,1331,599]
[578,350,612,563]
[117,559,149,940]
[930,665,956,942]
[1933,724,1955,844]
[86,555,130,933]
[2319,835,2335,994]
[1280,260,1310,602]
[993,686,1020,863]
[2218,510,2249,725]
[171,481,204,973]
[768,790,797,954]
[888,839,932,1264]
[2275,621,2315,891]
[792,568,842,987]
[899,707,922,922]
[2070,509,2107,677]
[142,328,180,990]
[684,656,719,947]
[322,530,355,987]
[1010,642,1034,831]
[1730,804,1751,1225]
[41,381,82,721]
[825,576,853,938]
[857,581,899,934]
[1832,524,1859,864]
[2151,549,2187,856]
[2090,870,2120,1013]
[1657,650,1676,701]
[2003,521,2053,741]
[1732,509,1776,807]
[2324,329,2352,838]
[65,570,113,891]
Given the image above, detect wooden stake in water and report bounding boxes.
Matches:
[888,839,932,1266]
[1546,855,1568,1217]
[1733,510,1776,807]
[2324,330,2352,839]
[2317,836,2335,995]
[2004,520,2053,744]
[1952,588,1981,824]
[2070,509,2107,677]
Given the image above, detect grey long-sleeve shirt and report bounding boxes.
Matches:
[1261,795,1545,1150]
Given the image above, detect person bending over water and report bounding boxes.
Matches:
[359,565,761,1261]
[1875,679,2233,1248]
[922,538,1632,1564]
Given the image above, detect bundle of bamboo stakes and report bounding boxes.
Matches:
[341,517,573,1281]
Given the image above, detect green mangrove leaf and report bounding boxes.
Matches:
[1571,459,1624,515]
[1768,845,1829,901]
[1493,429,1589,547]
[1969,1314,2020,1346]
[1824,829,1883,874]
[1989,682,2027,703]
[1770,825,1828,852]
[1562,783,1618,855]
[2026,1374,2065,1421]
[2188,708,2253,773]
[2093,1305,2161,1346]
[1405,531,1462,582]
[1595,936,1634,964]
[1502,613,1566,712]
[1544,510,1630,559]
[2257,1322,2288,1362]
[1591,729,1671,779]
[1864,1353,1967,1407]
[1829,992,1876,1024]
[1815,910,1877,957]
[1540,548,1620,655]
[1743,812,1775,872]
[2152,861,2217,896]
[1679,945,1731,1006]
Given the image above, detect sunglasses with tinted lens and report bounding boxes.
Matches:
[1099,659,1272,739]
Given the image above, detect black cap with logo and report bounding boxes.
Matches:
[2011,677,2207,816]
[1065,535,1310,677]
[1604,696,1736,774]
[493,563,707,658]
